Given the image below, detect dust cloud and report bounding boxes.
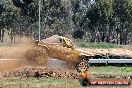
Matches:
[0,36,72,72]
[0,36,34,72]
[6,37,34,59]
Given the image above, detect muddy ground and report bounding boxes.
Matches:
[0,36,132,88]
[0,41,132,75]
[0,66,132,88]
[0,66,132,80]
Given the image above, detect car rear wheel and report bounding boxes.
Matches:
[76,56,89,73]
[25,46,49,65]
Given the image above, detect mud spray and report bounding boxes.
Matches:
[0,36,72,72]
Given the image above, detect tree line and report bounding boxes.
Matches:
[0,0,132,45]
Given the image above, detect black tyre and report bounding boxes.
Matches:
[76,56,89,73]
[79,78,90,86]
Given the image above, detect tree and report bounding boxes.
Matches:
[113,0,132,44]
[12,0,33,7]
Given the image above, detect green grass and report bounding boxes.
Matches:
[75,39,120,48]
[0,77,81,88]
[89,66,132,74]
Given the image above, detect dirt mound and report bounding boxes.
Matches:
[0,66,132,80]
[0,66,80,79]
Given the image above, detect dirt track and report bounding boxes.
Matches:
[0,51,132,88]
[0,44,132,73]
[0,36,131,87]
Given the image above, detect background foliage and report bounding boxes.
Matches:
[0,0,132,45]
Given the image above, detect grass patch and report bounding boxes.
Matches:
[0,77,81,88]
[75,39,120,48]
[89,66,132,74]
